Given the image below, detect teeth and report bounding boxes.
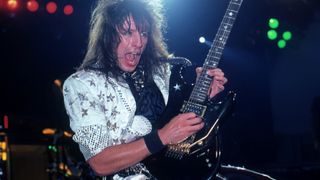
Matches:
[125,53,137,61]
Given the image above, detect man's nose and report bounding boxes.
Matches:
[132,33,143,48]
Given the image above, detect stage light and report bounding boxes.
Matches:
[199,36,212,47]
[63,4,73,15]
[199,36,206,44]
[267,30,277,40]
[42,128,56,135]
[277,39,286,49]
[7,0,19,11]
[268,18,279,29]
[282,31,292,41]
[26,0,39,12]
[46,1,57,14]
[266,18,293,49]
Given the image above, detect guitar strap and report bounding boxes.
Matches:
[123,66,166,129]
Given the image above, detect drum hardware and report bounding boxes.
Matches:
[216,165,276,180]
[0,132,10,180]
[43,128,83,179]
[42,128,97,179]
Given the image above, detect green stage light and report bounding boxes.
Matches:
[269,18,279,29]
[267,30,278,40]
[282,31,292,41]
[277,39,286,49]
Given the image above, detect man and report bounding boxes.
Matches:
[63,0,227,179]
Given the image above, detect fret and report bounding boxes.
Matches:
[222,22,233,26]
[217,29,231,34]
[203,80,212,85]
[226,10,238,16]
[206,59,219,65]
[197,78,211,85]
[217,27,231,36]
[192,90,207,97]
[206,53,220,59]
[230,2,241,6]
[191,93,207,99]
[207,55,220,59]
[226,17,236,24]
[230,1,241,6]
[217,34,229,39]
[189,97,205,103]
[227,9,238,13]
[230,4,241,9]
[193,89,208,96]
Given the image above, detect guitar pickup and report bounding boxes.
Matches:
[181,101,207,117]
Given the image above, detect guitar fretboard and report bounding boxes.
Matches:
[188,0,243,103]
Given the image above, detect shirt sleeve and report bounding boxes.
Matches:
[63,73,115,160]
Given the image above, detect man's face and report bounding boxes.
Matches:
[116,16,148,72]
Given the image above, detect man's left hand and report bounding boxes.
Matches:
[196,67,228,98]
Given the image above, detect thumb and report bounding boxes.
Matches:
[195,67,203,78]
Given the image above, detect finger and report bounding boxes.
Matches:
[195,67,203,79]
[179,112,197,120]
[213,76,226,84]
[206,68,223,77]
[209,85,224,97]
[185,121,204,132]
[185,116,203,125]
[222,77,228,84]
[217,84,225,91]
[196,67,203,74]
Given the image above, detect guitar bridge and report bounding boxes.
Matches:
[165,142,191,159]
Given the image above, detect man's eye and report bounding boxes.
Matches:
[123,30,132,36]
[140,32,148,37]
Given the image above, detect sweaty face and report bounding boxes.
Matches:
[116,16,148,72]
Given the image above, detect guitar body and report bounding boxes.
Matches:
[145,63,236,180]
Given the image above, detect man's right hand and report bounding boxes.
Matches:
[157,112,204,145]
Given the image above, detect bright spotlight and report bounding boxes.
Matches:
[63,4,74,15]
[199,36,206,44]
[46,1,57,14]
[27,1,39,12]
[7,0,19,11]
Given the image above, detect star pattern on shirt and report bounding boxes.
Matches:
[89,101,97,109]
[120,138,126,144]
[107,121,119,131]
[88,79,96,87]
[98,91,105,101]
[81,108,88,117]
[64,87,69,94]
[71,74,79,79]
[106,93,115,102]
[111,107,120,117]
[78,92,88,105]
[100,104,108,113]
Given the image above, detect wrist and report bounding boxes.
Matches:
[158,128,168,145]
[144,129,165,154]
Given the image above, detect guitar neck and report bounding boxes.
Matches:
[188,0,243,103]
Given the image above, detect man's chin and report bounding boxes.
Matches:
[121,66,137,72]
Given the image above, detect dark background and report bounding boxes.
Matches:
[1,0,320,179]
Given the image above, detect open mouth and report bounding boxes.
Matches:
[125,52,141,65]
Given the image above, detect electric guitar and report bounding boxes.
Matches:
[146,0,243,179]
